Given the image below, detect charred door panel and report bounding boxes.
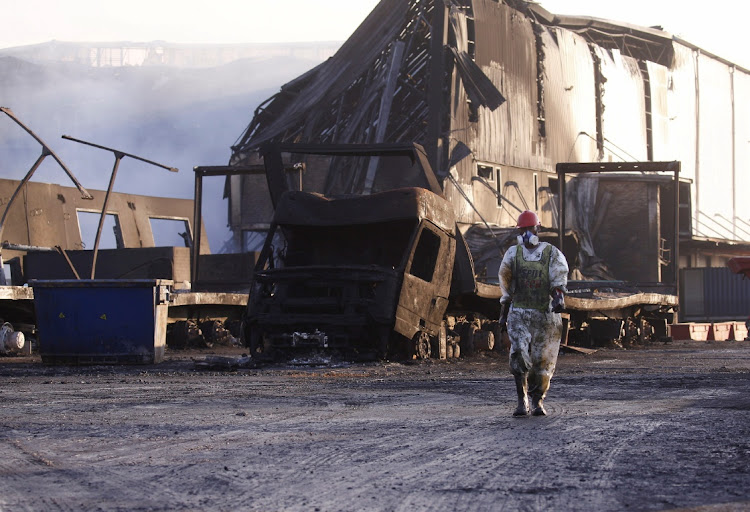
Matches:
[395,222,455,339]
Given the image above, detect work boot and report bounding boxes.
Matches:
[513,374,529,417]
[529,373,550,416]
[531,394,546,416]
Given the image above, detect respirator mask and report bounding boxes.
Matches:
[517,230,539,247]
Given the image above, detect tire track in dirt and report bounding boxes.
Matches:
[0,383,287,511]
[1,345,749,510]
[573,416,665,509]
[190,387,498,511]
[287,391,512,511]
[0,438,59,512]
[0,434,198,509]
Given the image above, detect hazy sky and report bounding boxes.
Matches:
[1,0,746,67]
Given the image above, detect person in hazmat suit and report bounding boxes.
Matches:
[498,210,568,416]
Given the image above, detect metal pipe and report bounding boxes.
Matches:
[692,211,735,239]
[673,163,680,295]
[730,66,736,239]
[62,135,178,279]
[0,108,93,284]
[470,176,524,213]
[0,151,49,285]
[90,154,123,279]
[54,245,81,280]
[192,168,204,287]
[558,167,565,253]
[693,50,701,239]
[1,243,56,252]
[0,108,92,199]
[62,135,178,173]
[446,174,500,244]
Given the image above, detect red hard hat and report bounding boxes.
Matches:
[516,210,540,228]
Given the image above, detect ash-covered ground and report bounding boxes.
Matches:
[1,340,749,511]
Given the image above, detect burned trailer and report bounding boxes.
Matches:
[244,187,457,360]
[556,161,682,347]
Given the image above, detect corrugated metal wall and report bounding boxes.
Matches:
[696,55,735,238]
[598,48,648,161]
[681,267,750,321]
[472,1,538,169]
[648,61,671,161]
[663,45,697,182]
[735,70,750,229]
[230,0,750,247]
[542,28,598,164]
[447,0,750,241]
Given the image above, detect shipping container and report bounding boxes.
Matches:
[680,267,750,322]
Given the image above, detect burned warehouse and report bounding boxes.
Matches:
[226,0,750,290]
[1,0,749,359]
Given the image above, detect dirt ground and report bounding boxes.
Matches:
[0,339,749,512]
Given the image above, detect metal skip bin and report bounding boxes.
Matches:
[31,279,173,364]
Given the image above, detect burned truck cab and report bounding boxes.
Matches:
[244,187,456,360]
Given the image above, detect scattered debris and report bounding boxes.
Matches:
[192,355,253,371]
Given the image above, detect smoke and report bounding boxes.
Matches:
[0,44,333,252]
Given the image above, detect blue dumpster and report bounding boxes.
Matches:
[31,279,172,364]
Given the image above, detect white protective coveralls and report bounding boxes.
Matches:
[498,241,568,416]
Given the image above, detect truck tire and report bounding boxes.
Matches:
[432,323,448,359]
[474,329,495,351]
[413,331,432,360]
[488,321,507,353]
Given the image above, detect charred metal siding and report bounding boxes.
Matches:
[0,179,205,264]
[449,1,549,227]
[444,8,474,225]
[230,0,411,157]
[662,43,698,242]
[597,48,648,161]
[471,1,537,169]
[229,0,750,246]
[647,60,674,163]
[665,45,698,183]
[542,28,598,164]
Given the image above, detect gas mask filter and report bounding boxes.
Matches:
[517,230,540,247]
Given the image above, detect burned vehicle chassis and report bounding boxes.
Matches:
[242,143,458,361]
[246,264,401,359]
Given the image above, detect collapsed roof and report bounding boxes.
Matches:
[229,0,680,169]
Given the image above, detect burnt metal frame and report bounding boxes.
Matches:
[0,108,93,285]
[556,161,681,296]
[62,135,178,279]
[259,142,443,209]
[231,0,436,169]
[191,164,307,286]
[191,165,265,288]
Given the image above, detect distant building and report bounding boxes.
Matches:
[0,41,340,68]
